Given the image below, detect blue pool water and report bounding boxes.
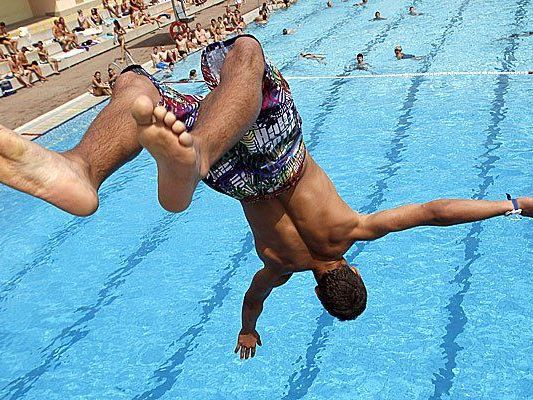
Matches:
[1,0,532,398]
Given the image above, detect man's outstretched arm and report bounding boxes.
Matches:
[352,197,532,241]
[235,268,291,359]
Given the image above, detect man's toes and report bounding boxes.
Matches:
[153,106,168,123]
[178,132,193,147]
[164,111,177,128]
[132,95,155,126]
[171,120,186,135]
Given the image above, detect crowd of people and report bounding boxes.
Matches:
[4,0,423,97]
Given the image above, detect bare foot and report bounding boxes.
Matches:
[132,95,205,212]
[0,125,98,216]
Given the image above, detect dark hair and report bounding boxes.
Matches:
[357,53,363,58]
[316,264,367,321]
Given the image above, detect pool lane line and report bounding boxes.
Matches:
[429,1,530,398]
[0,188,202,400]
[282,70,532,79]
[282,0,475,397]
[131,232,254,400]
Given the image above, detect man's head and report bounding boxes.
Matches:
[375,11,381,18]
[0,22,5,28]
[283,28,288,35]
[196,23,201,29]
[356,53,364,63]
[94,71,101,79]
[314,262,367,320]
[189,69,197,79]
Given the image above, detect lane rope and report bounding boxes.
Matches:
[161,70,532,84]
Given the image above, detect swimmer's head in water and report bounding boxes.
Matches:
[283,28,288,34]
[315,262,367,321]
[356,53,364,62]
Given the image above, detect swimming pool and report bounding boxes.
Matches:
[1,0,532,398]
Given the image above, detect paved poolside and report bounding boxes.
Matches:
[0,0,263,130]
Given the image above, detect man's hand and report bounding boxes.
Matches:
[234,329,262,359]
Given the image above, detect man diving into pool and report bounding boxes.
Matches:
[0,35,531,360]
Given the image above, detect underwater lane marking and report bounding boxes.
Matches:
[283,0,476,398]
[429,1,530,399]
[131,232,254,400]
[0,188,200,400]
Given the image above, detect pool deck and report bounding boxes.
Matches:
[3,0,266,134]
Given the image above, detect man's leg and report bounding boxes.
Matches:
[0,71,160,215]
[131,36,264,212]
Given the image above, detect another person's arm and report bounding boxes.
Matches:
[352,197,532,241]
[235,267,291,359]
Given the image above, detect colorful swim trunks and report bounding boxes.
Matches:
[123,34,305,202]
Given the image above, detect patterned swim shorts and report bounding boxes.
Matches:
[123,34,305,202]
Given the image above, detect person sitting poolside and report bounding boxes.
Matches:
[90,8,105,26]
[52,19,78,52]
[35,41,60,75]
[1,35,531,360]
[0,22,19,55]
[7,53,32,88]
[17,47,47,83]
[408,6,422,16]
[89,70,112,96]
[103,0,121,18]
[194,23,209,46]
[175,34,189,58]
[372,11,386,20]
[76,10,94,31]
[108,66,119,87]
[394,45,420,60]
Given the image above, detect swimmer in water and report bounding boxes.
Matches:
[282,28,296,35]
[372,11,386,20]
[327,0,333,7]
[355,53,369,70]
[394,45,420,60]
[300,52,326,62]
[509,31,533,38]
[354,0,368,6]
[1,35,532,360]
[408,6,422,16]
